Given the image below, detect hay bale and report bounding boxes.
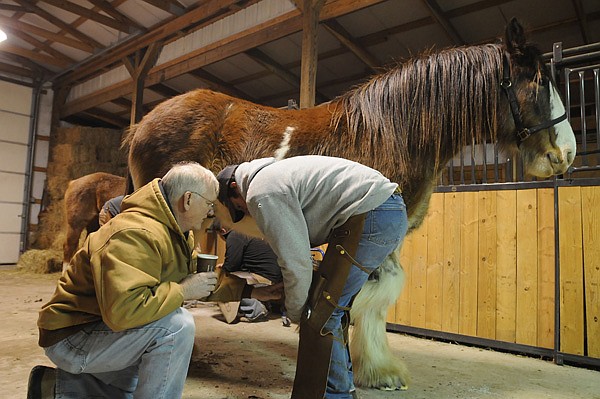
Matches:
[17,248,62,274]
[28,125,127,255]
[60,127,82,144]
[34,202,66,250]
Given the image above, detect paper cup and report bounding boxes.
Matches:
[197,254,218,272]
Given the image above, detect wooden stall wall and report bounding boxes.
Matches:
[558,186,600,358]
[387,187,600,359]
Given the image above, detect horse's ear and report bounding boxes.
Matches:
[504,18,526,56]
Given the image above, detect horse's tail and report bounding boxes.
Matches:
[120,124,137,195]
[120,123,137,154]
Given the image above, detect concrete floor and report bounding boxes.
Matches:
[2,266,599,399]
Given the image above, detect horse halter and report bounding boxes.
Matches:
[500,53,567,143]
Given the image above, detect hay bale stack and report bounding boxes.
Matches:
[16,248,63,274]
[21,125,127,272]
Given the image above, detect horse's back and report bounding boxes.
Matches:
[127,89,319,188]
[65,172,125,216]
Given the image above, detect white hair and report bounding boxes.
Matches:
[161,161,218,202]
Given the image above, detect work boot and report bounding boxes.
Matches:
[27,365,55,399]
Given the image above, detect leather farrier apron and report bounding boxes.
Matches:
[291,213,367,399]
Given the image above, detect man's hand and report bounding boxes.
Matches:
[180,272,218,300]
[98,208,111,226]
[251,282,284,302]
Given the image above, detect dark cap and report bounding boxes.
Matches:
[216,164,244,223]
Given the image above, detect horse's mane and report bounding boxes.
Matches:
[332,43,505,180]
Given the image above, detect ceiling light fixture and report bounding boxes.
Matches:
[0,28,7,43]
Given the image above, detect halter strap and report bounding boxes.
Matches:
[501,53,568,142]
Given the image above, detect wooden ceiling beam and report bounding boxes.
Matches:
[87,0,146,32]
[148,82,181,98]
[0,4,29,12]
[37,0,134,33]
[229,46,348,86]
[0,51,54,75]
[0,43,71,68]
[358,0,514,48]
[0,61,36,79]
[4,28,76,64]
[323,19,379,72]
[110,96,133,110]
[189,69,253,100]
[148,0,385,89]
[56,0,259,86]
[82,107,129,128]
[245,48,328,103]
[60,0,387,116]
[15,0,104,49]
[258,70,366,104]
[445,0,512,18]
[141,0,186,16]
[245,48,299,88]
[0,16,95,53]
[421,0,465,45]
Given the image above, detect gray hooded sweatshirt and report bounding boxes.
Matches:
[234,155,398,322]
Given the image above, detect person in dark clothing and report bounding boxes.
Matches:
[212,219,285,323]
[98,195,124,226]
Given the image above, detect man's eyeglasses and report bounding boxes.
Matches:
[190,191,214,208]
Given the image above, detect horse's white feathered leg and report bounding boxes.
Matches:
[350,249,410,390]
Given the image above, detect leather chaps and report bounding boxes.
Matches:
[291,213,367,399]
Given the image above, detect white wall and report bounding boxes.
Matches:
[0,81,32,264]
[0,81,51,263]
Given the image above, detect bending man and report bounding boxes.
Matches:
[216,155,408,399]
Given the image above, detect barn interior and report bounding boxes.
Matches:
[0,0,599,397]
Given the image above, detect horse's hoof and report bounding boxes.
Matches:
[379,384,408,391]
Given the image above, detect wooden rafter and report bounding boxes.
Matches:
[60,0,388,116]
[36,0,134,33]
[189,69,253,100]
[56,0,258,86]
[87,0,146,32]
[148,83,180,98]
[245,48,328,103]
[245,48,300,88]
[0,43,71,68]
[81,107,129,127]
[323,19,379,72]
[0,15,95,53]
[0,51,53,75]
[141,0,185,16]
[14,0,104,50]
[0,4,29,12]
[0,60,36,78]
[421,0,465,45]
[3,27,75,64]
[110,96,133,110]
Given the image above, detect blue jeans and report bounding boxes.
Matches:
[44,307,195,399]
[324,193,408,398]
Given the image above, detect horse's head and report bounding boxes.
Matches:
[501,18,576,178]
